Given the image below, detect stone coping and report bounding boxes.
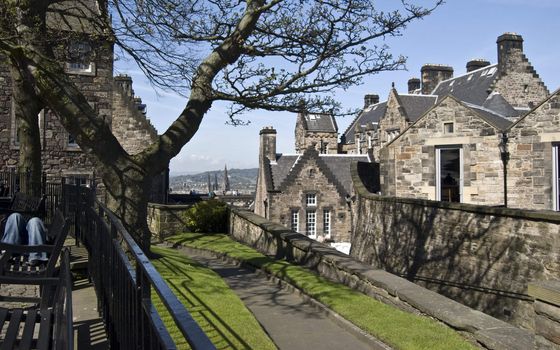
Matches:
[528,281,560,307]
[147,202,192,210]
[231,208,535,350]
[350,161,560,224]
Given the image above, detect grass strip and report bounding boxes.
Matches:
[150,245,277,350]
[168,232,477,350]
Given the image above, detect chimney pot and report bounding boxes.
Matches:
[407,78,421,94]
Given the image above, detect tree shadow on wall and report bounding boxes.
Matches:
[353,200,540,327]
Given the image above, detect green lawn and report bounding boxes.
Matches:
[150,245,277,350]
[167,232,478,350]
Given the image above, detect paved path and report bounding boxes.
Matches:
[182,249,385,350]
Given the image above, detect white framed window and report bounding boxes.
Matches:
[306,211,316,238]
[553,144,560,211]
[291,210,299,233]
[306,193,317,206]
[323,209,331,238]
[436,146,463,203]
[65,42,96,76]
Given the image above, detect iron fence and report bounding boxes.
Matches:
[69,185,215,350]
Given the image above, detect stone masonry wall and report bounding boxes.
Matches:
[507,90,560,211]
[112,82,158,155]
[0,41,114,178]
[229,207,534,350]
[350,162,560,330]
[492,48,549,109]
[269,155,351,242]
[378,89,409,147]
[147,203,190,240]
[381,96,505,205]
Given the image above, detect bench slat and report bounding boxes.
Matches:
[20,309,38,349]
[2,309,23,350]
[37,308,52,350]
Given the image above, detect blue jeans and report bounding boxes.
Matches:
[1,213,48,262]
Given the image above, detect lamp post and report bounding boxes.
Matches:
[498,132,510,207]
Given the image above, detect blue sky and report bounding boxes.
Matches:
[114,0,560,175]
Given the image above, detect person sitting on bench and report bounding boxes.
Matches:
[0,213,48,266]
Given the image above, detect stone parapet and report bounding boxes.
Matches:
[351,161,560,330]
[147,203,191,241]
[229,207,534,350]
[528,281,560,349]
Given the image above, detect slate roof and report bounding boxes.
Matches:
[462,102,514,131]
[342,102,387,144]
[398,94,438,122]
[432,64,499,106]
[268,153,369,194]
[302,113,338,133]
[482,92,522,118]
[342,94,436,144]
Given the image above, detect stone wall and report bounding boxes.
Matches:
[350,162,560,330]
[0,40,114,178]
[507,90,560,211]
[528,281,560,349]
[380,96,505,205]
[229,207,534,350]
[112,77,158,155]
[492,43,549,109]
[147,203,190,240]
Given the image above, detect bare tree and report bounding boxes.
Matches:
[0,0,442,249]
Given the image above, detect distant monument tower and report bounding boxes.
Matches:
[207,173,212,193]
[213,173,219,191]
[223,165,231,193]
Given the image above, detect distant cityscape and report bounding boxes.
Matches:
[169,167,258,195]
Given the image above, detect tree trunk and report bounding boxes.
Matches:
[10,64,43,196]
[100,162,153,251]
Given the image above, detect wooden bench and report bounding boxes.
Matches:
[0,248,72,349]
[0,210,70,278]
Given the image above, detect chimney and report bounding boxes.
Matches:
[114,74,134,97]
[466,59,491,72]
[259,127,277,162]
[497,32,523,73]
[364,94,379,108]
[407,78,421,93]
[421,64,453,95]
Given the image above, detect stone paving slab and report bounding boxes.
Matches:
[181,247,389,350]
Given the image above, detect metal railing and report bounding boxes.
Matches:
[70,186,216,350]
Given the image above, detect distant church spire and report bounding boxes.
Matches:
[213,173,219,191]
[223,165,230,192]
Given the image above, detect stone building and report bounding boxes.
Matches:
[0,0,165,199]
[255,126,372,243]
[294,112,338,154]
[343,32,552,207]
[507,89,560,210]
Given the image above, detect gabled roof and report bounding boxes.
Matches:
[432,64,499,106]
[341,94,436,144]
[461,102,514,130]
[507,87,560,131]
[398,94,438,122]
[266,150,369,195]
[385,95,512,148]
[342,102,387,144]
[482,92,520,118]
[301,113,338,133]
